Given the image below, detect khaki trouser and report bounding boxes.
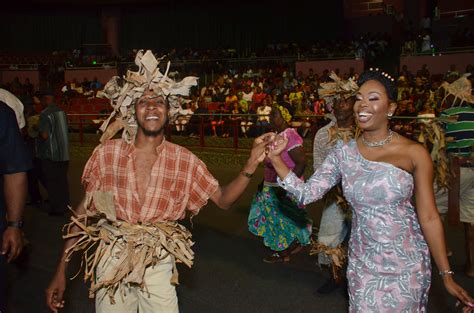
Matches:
[436,167,474,223]
[95,253,179,313]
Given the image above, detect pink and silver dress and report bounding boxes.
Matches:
[279,140,431,312]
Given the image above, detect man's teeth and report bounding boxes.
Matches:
[146,116,159,120]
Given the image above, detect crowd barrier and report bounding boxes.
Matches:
[67,113,326,150]
[66,113,465,225]
[67,113,435,149]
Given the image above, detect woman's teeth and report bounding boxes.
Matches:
[358,112,373,122]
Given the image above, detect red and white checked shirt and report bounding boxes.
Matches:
[82,139,219,223]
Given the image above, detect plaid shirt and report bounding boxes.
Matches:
[82,139,219,223]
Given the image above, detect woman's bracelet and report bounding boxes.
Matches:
[439,269,454,277]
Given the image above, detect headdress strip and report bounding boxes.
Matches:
[99,50,198,143]
[439,74,474,107]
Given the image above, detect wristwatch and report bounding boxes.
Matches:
[7,220,24,229]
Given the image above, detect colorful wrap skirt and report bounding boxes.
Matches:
[248,185,312,251]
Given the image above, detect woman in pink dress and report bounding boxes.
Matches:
[266,69,473,312]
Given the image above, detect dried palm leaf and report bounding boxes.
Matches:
[62,194,195,303]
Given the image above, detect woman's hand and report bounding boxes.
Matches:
[249,132,276,164]
[443,276,474,311]
[266,133,289,159]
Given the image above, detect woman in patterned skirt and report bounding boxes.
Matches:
[248,102,312,263]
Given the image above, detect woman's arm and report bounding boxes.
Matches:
[288,146,306,178]
[268,135,341,205]
[412,144,473,307]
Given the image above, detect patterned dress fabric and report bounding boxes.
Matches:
[248,128,312,251]
[279,140,431,312]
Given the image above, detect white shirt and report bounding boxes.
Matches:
[0,88,25,129]
[257,105,271,122]
[242,91,254,102]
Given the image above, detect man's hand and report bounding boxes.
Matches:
[1,227,24,262]
[46,271,67,313]
[266,133,289,159]
[249,132,276,164]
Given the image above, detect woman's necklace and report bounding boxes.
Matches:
[361,129,394,147]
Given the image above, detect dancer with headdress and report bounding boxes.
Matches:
[45,50,273,312]
[312,72,359,294]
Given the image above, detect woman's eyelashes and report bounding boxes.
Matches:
[355,96,379,102]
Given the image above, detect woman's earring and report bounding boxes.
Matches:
[387,112,393,117]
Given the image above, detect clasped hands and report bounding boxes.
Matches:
[250,132,289,164]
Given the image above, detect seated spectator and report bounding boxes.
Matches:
[415,90,433,112]
[445,64,460,82]
[398,90,415,116]
[241,103,257,138]
[202,89,213,103]
[252,86,266,105]
[90,77,102,90]
[211,104,227,137]
[313,97,326,115]
[289,85,303,108]
[69,78,83,94]
[255,96,272,135]
[397,76,411,101]
[242,85,254,102]
[61,82,77,105]
[81,77,91,91]
[23,78,34,97]
[416,64,430,80]
[212,83,226,102]
[226,101,242,137]
[224,89,238,110]
[291,105,314,138]
[175,101,194,135]
[188,100,210,137]
[238,92,249,113]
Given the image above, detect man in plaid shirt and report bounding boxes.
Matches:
[46,82,272,312]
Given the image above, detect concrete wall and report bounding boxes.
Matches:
[64,68,118,84]
[400,52,474,75]
[295,59,365,76]
[0,70,41,92]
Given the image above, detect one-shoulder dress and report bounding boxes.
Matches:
[279,140,431,312]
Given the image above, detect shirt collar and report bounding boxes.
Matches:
[124,138,168,157]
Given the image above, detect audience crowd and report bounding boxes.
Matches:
[3,60,472,142]
[1,18,473,141]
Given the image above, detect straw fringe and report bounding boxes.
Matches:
[310,239,348,278]
[63,210,194,303]
[417,118,450,191]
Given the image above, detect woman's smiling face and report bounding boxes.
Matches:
[354,79,396,131]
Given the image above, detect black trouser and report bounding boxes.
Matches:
[0,219,6,312]
[27,157,45,204]
[41,159,70,214]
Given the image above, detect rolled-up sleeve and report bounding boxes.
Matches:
[187,158,219,215]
